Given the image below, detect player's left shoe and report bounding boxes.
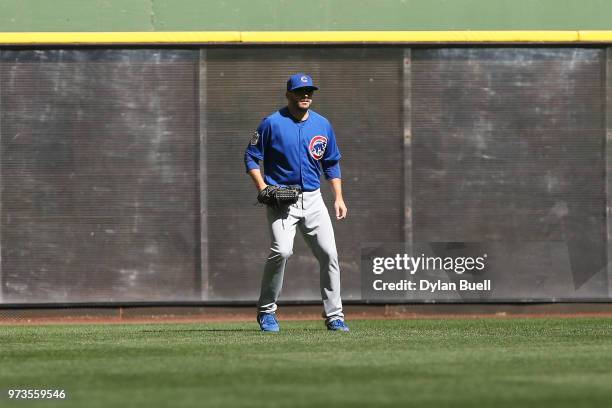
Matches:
[326,319,350,332]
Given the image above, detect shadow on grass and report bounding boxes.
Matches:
[139,328,323,333]
[140,329,261,333]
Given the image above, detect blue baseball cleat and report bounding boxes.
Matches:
[326,319,350,332]
[257,312,280,332]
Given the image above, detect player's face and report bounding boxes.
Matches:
[287,88,315,111]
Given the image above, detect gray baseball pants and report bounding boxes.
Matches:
[257,189,344,321]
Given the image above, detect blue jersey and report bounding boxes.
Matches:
[244,107,341,192]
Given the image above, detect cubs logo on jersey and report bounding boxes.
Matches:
[309,135,328,160]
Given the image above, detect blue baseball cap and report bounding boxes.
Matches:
[286,73,319,91]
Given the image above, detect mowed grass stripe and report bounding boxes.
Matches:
[0,318,611,408]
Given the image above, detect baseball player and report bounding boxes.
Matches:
[244,73,349,332]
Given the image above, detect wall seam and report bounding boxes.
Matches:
[199,49,208,300]
[606,47,612,297]
[0,51,3,303]
[403,48,412,300]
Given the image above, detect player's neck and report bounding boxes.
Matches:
[287,105,309,122]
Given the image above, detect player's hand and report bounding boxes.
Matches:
[334,199,347,220]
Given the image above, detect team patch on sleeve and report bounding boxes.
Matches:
[250,130,260,145]
[309,135,328,160]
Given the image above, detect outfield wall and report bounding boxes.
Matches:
[0,43,611,304]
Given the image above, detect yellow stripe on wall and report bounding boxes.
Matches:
[1,31,612,45]
[240,31,584,43]
[0,32,241,44]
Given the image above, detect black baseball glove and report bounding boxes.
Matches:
[257,185,301,207]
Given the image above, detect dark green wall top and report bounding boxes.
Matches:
[0,0,611,32]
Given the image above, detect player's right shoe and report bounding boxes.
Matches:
[326,319,350,332]
[257,312,280,332]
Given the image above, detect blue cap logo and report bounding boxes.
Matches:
[287,73,319,91]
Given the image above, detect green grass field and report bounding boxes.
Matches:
[1,318,611,407]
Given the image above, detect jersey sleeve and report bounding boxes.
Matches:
[244,118,269,172]
[321,122,342,179]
